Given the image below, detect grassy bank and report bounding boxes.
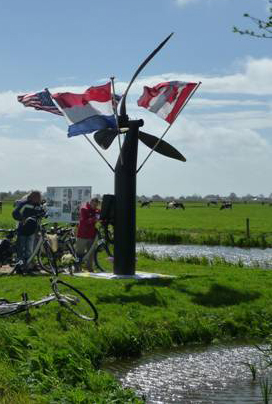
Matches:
[1,257,272,402]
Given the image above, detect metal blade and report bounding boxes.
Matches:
[138,131,186,162]
[120,33,173,120]
[94,129,118,150]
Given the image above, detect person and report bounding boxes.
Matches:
[76,198,100,271]
[12,190,45,272]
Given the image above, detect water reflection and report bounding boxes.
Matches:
[137,243,272,269]
[108,345,270,403]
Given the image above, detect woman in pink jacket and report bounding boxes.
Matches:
[76,198,100,271]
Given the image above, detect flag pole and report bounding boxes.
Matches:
[110,77,123,165]
[136,81,201,173]
[83,134,115,172]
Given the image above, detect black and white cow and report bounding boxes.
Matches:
[220,201,232,210]
[139,200,152,208]
[166,201,185,210]
[207,200,218,207]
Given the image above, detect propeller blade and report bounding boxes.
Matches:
[94,129,118,150]
[120,33,173,119]
[138,131,186,162]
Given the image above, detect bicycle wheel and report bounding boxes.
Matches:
[37,241,58,275]
[94,242,113,272]
[51,279,98,321]
[9,260,25,276]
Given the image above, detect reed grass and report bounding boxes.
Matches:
[136,228,271,248]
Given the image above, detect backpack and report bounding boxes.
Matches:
[20,217,38,236]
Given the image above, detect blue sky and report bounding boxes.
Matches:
[1,0,272,197]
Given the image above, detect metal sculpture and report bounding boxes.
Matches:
[94,33,187,276]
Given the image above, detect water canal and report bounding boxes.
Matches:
[107,344,271,403]
[123,244,272,402]
[137,243,272,269]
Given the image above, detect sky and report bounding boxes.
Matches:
[1,0,272,198]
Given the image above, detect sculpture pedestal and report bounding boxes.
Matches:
[74,271,175,280]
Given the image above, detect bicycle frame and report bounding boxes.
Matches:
[0,294,57,316]
[25,228,44,267]
[0,278,98,322]
[80,222,113,262]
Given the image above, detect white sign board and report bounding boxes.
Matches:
[46,186,92,223]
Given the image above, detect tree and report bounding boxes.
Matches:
[233,0,272,39]
[233,1,272,39]
[151,194,163,202]
[228,192,238,201]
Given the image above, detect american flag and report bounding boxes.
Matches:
[17,89,63,116]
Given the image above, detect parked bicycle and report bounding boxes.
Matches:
[93,221,114,272]
[51,220,114,274]
[38,225,77,274]
[0,277,98,321]
[0,221,57,275]
[0,228,17,267]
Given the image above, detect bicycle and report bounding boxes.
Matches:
[0,277,98,322]
[0,228,17,267]
[0,221,57,276]
[55,221,114,274]
[93,221,114,272]
[37,225,77,274]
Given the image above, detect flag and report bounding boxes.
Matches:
[52,82,117,137]
[137,81,199,124]
[17,89,63,116]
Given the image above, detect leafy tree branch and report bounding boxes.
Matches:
[233,0,272,39]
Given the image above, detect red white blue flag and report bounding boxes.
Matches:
[17,89,63,116]
[52,82,117,137]
[137,81,199,124]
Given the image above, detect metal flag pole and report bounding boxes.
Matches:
[83,135,115,172]
[136,81,202,173]
[110,76,123,165]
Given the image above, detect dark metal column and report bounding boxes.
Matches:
[114,119,143,275]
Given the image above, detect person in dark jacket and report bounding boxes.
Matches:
[76,198,100,271]
[12,190,44,268]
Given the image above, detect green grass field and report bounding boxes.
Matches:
[136,201,272,247]
[137,201,272,234]
[1,259,272,402]
[1,201,272,247]
[1,200,272,401]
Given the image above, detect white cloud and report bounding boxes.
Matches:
[175,0,204,6]
[1,105,271,196]
[174,0,269,10]
[1,56,272,196]
[0,125,115,193]
[137,117,272,196]
[0,125,11,132]
[126,58,272,96]
[191,98,267,108]
[1,56,272,120]
[24,118,48,122]
[0,91,24,116]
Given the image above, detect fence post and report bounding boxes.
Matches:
[246,218,250,238]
